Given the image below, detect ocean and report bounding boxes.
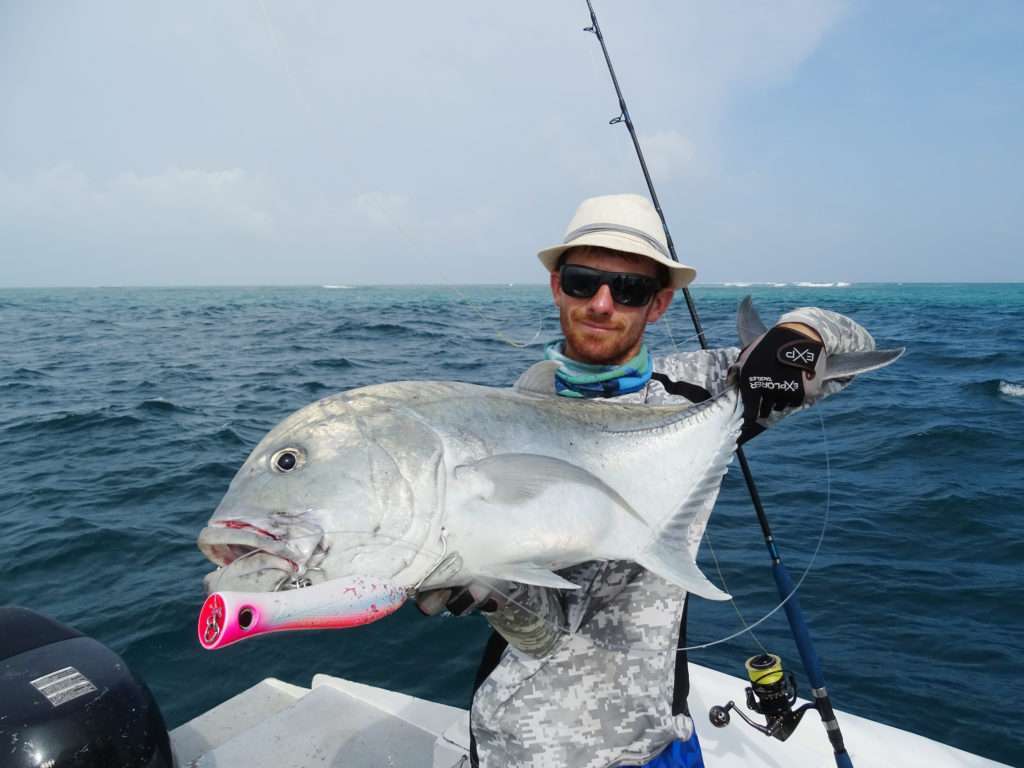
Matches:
[1,283,1021,766]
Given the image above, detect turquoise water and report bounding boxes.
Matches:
[1,283,1021,765]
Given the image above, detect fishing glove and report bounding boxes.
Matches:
[737,325,825,422]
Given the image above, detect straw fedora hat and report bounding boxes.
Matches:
[537,194,696,290]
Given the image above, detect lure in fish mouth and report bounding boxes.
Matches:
[197,518,412,651]
[197,518,329,594]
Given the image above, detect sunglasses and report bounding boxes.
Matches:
[559,264,663,307]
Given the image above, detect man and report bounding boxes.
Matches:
[419,194,877,768]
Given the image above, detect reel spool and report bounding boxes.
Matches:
[708,653,816,742]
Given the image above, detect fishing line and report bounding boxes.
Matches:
[677,410,831,652]
[700,527,769,656]
[253,1,549,351]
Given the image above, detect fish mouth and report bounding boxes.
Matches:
[199,525,297,570]
[198,520,325,593]
[198,526,298,571]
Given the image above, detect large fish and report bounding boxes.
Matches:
[196,300,901,649]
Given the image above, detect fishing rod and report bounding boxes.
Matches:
[582,2,854,766]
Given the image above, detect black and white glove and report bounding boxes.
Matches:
[415,583,510,617]
[737,325,825,422]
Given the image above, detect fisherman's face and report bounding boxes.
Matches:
[550,246,674,365]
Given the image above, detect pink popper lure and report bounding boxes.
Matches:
[198,575,407,650]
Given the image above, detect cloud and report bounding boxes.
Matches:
[0,165,275,239]
[113,168,274,236]
[0,1,855,285]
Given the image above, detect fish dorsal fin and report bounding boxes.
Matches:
[823,348,905,381]
[476,563,580,590]
[454,453,645,525]
[513,360,560,396]
[737,295,769,347]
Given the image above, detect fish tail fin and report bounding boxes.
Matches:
[637,545,731,601]
[823,348,905,380]
[737,295,769,347]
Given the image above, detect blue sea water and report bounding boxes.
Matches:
[1,283,1021,766]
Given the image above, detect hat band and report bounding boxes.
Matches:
[563,222,671,260]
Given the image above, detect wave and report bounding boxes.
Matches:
[961,378,1024,398]
[999,380,1024,398]
[795,281,851,288]
[322,284,353,289]
[4,409,144,436]
[310,357,362,369]
[721,282,789,287]
[136,398,197,415]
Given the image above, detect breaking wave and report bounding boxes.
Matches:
[999,380,1024,398]
[722,282,789,288]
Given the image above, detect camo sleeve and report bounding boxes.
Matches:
[484,584,566,658]
[649,347,739,397]
[778,306,875,356]
[775,306,876,407]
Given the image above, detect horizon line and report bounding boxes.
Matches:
[1,280,1023,290]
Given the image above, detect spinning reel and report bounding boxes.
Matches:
[709,654,816,742]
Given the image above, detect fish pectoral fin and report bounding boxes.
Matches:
[476,564,581,590]
[823,348,905,381]
[513,360,560,396]
[637,545,731,601]
[455,453,646,524]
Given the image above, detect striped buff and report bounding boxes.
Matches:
[543,340,652,398]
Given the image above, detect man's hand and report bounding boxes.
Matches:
[415,583,510,617]
[737,323,825,422]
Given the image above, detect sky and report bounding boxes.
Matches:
[1,1,1021,287]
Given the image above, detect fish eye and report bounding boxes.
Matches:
[271,448,302,473]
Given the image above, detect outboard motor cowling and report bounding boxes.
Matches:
[0,606,173,768]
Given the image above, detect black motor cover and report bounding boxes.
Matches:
[0,607,173,768]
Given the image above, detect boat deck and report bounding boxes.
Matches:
[170,663,1009,767]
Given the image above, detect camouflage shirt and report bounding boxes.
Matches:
[471,307,876,768]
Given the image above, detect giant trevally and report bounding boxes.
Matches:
[196,300,901,649]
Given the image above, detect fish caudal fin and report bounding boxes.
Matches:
[737,296,769,347]
[637,545,731,601]
[823,348,905,380]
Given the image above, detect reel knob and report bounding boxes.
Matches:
[709,704,732,728]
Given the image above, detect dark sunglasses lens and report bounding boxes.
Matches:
[611,274,656,306]
[561,266,601,299]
